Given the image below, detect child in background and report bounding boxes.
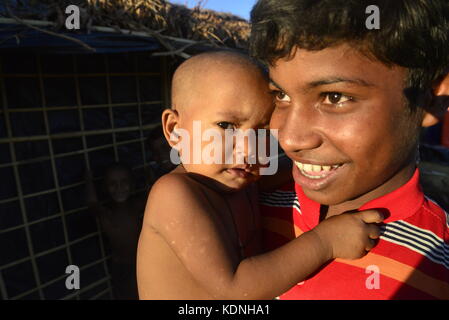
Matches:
[136,51,383,300]
[86,163,145,300]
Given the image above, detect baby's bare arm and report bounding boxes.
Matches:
[140,174,382,300]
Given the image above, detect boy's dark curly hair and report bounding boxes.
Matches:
[250,0,449,103]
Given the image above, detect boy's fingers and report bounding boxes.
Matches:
[357,210,384,224]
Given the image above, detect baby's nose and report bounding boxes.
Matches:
[234,130,257,164]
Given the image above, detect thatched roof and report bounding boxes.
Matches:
[2,0,250,50]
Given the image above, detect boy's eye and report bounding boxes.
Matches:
[273,90,291,103]
[322,92,353,106]
[217,122,236,130]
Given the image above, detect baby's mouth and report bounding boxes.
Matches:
[226,165,254,178]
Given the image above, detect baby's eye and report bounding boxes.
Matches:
[273,90,291,103]
[217,122,236,130]
[322,92,353,106]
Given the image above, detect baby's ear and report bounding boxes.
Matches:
[161,108,180,148]
[422,74,449,127]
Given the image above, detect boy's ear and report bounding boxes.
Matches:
[161,108,180,148]
[421,73,449,128]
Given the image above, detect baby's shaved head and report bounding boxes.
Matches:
[171,51,266,113]
[162,50,275,191]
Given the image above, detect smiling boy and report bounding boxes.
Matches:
[250,0,449,299]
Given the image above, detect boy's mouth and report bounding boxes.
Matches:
[294,160,346,191]
[295,161,342,179]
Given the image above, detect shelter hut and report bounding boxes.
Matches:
[0,0,250,300]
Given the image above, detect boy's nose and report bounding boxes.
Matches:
[275,105,323,155]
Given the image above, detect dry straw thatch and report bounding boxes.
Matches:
[3,0,251,49]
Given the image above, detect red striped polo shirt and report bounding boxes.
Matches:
[260,169,449,300]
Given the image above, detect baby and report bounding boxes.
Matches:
[136,51,383,299]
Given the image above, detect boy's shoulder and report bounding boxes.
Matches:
[420,196,449,240]
[388,195,449,254]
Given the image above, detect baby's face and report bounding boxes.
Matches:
[176,69,274,192]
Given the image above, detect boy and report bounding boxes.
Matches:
[250,0,449,299]
[136,51,383,300]
[86,163,145,300]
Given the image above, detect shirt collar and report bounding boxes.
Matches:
[295,169,424,230]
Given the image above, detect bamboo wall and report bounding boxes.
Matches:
[0,51,170,299]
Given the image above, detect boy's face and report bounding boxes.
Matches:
[177,67,274,192]
[269,44,423,206]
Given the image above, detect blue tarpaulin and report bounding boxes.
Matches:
[0,23,161,54]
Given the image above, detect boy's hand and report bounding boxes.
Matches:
[313,210,384,260]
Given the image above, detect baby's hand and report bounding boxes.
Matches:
[313,210,384,260]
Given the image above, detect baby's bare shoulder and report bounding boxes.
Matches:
[150,172,203,200]
[145,173,214,230]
